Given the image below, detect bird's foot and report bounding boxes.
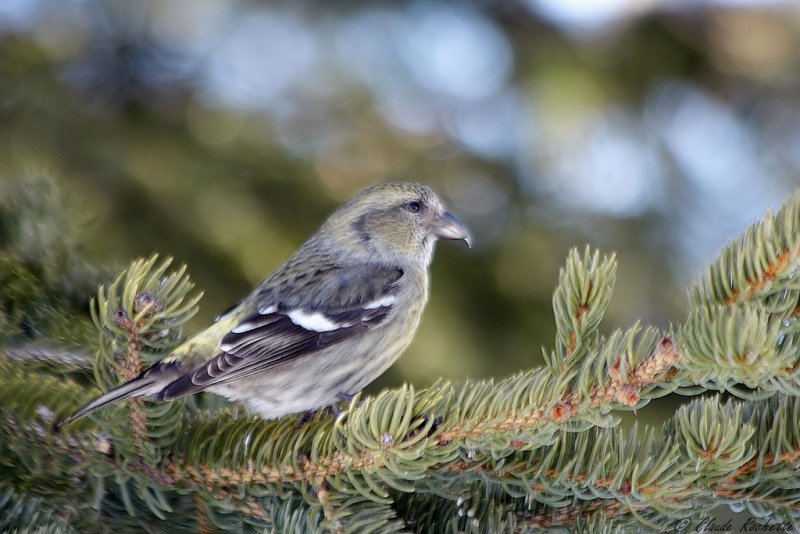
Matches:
[296,393,360,427]
[328,401,348,417]
[330,392,362,416]
[335,392,355,403]
[296,409,319,428]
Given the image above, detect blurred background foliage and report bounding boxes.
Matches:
[0,0,798,392]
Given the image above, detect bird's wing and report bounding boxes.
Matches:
[157,264,404,400]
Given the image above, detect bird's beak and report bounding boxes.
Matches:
[430,211,472,248]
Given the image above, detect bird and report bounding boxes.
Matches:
[56,182,470,428]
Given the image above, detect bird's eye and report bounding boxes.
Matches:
[405,201,421,213]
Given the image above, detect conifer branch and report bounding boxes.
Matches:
[194,494,211,534]
[151,331,682,495]
[7,178,800,531]
[122,332,148,455]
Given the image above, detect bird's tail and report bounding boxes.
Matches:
[55,372,165,430]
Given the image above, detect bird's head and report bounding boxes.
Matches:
[321,182,471,266]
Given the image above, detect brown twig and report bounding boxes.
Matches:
[153,335,682,501]
[194,493,211,534]
[723,249,793,305]
[121,332,148,455]
[436,335,681,445]
[565,279,593,359]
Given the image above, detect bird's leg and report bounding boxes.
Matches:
[296,409,319,428]
[327,393,351,417]
[296,394,354,427]
[329,392,362,416]
[297,393,358,427]
[335,392,355,403]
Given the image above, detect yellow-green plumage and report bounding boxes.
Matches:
[57,182,470,427]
